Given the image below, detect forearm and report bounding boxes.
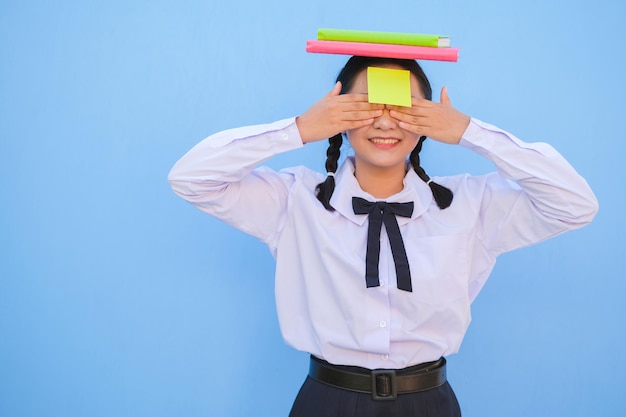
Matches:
[167,118,305,243]
[168,117,303,200]
[460,118,598,226]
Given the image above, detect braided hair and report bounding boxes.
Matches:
[409,136,453,209]
[315,132,343,210]
[315,56,453,210]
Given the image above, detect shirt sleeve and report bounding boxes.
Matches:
[167,117,304,244]
[459,118,599,256]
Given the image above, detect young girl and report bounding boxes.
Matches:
[168,56,598,417]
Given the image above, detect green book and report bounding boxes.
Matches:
[317,28,451,48]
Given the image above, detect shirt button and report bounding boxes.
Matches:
[381,354,389,360]
[380,280,386,287]
[281,133,289,140]
[379,321,387,328]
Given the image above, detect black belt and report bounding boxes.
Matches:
[308,356,447,401]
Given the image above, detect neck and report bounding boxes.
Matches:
[353,160,407,199]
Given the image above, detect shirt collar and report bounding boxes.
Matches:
[329,157,434,226]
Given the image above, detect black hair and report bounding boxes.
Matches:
[315,56,453,210]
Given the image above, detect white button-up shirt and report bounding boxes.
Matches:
[168,117,597,369]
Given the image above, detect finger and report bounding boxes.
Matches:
[341,99,384,108]
[386,104,417,113]
[343,118,375,130]
[338,103,384,120]
[440,86,451,106]
[388,109,421,126]
[336,102,384,119]
[328,81,342,97]
[336,92,372,103]
[411,97,436,108]
[397,121,426,135]
[342,109,383,121]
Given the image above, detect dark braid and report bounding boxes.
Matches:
[409,137,453,209]
[315,133,343,211]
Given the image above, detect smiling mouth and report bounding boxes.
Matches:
[369,137,400,145]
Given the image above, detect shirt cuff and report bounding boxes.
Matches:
[459,117,521,159]
[459,118,501,147]
[270,117,306,153]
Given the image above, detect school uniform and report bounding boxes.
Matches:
[168,117,598,416]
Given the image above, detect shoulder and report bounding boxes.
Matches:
[251,165,324,195]
[434,172,514,193]
[279,165,324,182]
[431,172,520,215]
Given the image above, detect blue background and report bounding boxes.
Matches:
[1,0,624,416]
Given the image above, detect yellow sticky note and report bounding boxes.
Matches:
[367,67,412,107]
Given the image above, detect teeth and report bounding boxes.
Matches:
[370,138,399,144]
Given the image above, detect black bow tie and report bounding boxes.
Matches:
[352,197,414,292]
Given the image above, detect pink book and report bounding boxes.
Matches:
[306,40,459,62]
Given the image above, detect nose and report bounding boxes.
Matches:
[372,106,397,130]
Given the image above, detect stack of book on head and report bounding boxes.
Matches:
[306,28,459,62]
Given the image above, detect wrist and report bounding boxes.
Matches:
[295,116,313,143]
